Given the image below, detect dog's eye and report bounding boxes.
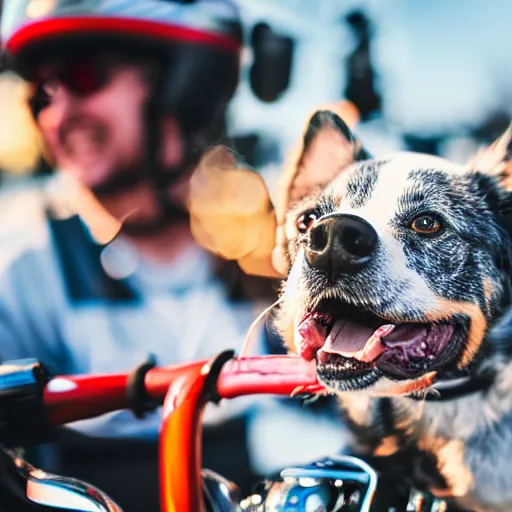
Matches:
[296,209,319,233]
[411,214,442,235]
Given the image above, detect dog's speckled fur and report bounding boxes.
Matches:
[275,110,512,511]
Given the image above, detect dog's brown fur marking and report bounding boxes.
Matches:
[436,440,474,497]
[373,435,400,457]
[383,371,438,396]
[416,436,474,499]
[484,277,494,316]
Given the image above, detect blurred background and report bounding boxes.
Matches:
[2,0,512,186]
[0,0,511,510]
[225,0,512,193]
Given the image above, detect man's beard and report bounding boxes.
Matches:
[91,162,190,236]
[90,163,146,196]
[118,202,189,237]
[57,115,193,235]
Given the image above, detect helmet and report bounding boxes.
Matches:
[1,0,243,139]
[1,0,243,227]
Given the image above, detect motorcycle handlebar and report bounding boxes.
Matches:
[2,354,324,512]
[1,355,448,512]
[43,354,322,427]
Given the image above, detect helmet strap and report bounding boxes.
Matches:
[135,61,200,231]
[96,61,203,236]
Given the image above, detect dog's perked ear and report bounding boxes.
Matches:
[469,122,512,188]
[280,109,371,211]
[272,107,368,274]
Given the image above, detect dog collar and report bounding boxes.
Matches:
[408,372,495,401]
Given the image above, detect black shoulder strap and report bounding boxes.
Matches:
[47,212,138,303]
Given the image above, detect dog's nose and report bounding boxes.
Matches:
[305,214,378,276]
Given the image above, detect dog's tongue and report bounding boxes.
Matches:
[297,313,329,361]
[297,314,397,363]
[297,314,436,364]
[322,320,395,362]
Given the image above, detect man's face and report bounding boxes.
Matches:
[35,52,154,189]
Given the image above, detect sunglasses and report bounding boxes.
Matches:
[34,54,113,98]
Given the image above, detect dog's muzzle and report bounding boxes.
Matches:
[296,212,465,384]
[305,214,378,278]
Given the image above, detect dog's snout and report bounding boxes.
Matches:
[305,214,378,276]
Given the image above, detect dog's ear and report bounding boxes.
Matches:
[189,103,362,279]
[272,106,368,274]
[279,109,370,211]
[469,122,512,189]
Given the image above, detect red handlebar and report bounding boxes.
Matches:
[43,355,320,427]
[41,354,324,512]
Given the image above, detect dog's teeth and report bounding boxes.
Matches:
[420,342,427,350]
[376,324,396,338]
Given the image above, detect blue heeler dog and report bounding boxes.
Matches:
[274,110,512,511]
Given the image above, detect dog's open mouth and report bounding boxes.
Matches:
[296,301,463,383]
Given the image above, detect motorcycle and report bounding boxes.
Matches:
[0,352,450,511]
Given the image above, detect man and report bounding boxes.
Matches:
[0,0,278,508]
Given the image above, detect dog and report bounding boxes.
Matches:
[273,110,512,511]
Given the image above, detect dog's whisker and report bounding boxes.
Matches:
[239,297,285,358]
